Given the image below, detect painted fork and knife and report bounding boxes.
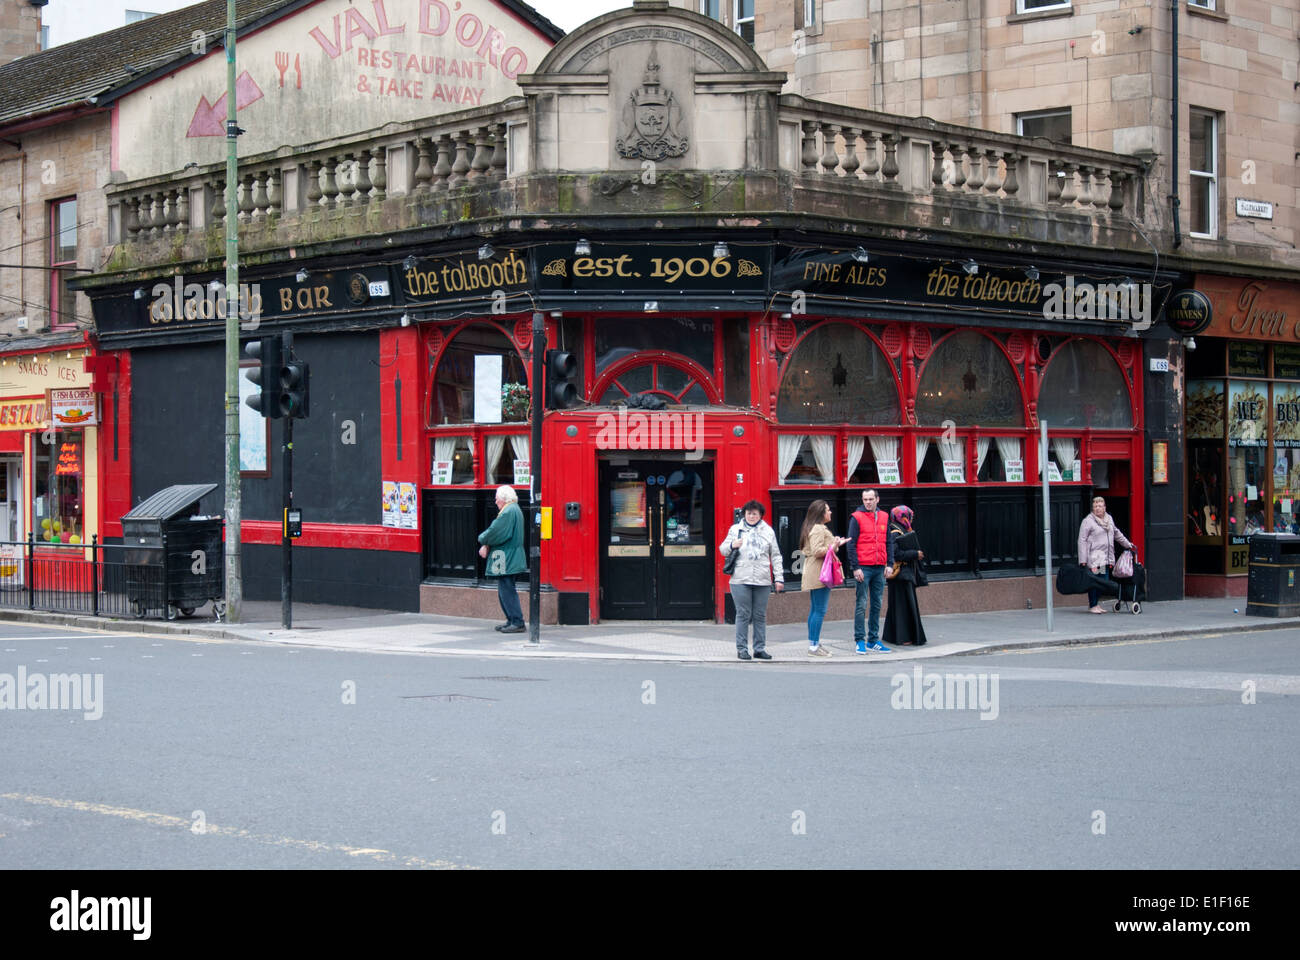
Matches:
[275,51,301,89]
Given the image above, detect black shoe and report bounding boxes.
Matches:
[500,623,526,634]
[494,623,510,632]
[737,650,752,661]
[753,651,772,660]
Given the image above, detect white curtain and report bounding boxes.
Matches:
[996,436,1021,466]
[810,435,835,484]
[434,436,456,461]
[486,435,506,478]
[977,436,991,475]
[938,437,965,463]
[778,435,805,484]
[510,434,529,463]
[1052,437,1078,476]
[465,435,474,456]
[845,436,866,480]
[915,437,931,479]
[869,435,899,463]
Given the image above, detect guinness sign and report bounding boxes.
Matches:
[1168,289,1212,336]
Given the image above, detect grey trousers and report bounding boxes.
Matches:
[733,583,771,653]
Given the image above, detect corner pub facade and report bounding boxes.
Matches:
[78,1,1184,624]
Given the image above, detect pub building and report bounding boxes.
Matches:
[76,2,1182,623]
[1180,274,1300,598]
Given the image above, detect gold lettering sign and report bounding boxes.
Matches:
[1199,275,1299,342]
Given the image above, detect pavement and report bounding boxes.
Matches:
[1,593,1294,662]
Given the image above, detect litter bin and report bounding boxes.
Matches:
[1245,533,1300,617]
[121,483,225,621]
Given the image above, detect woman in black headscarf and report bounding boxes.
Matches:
[882,505,927,647]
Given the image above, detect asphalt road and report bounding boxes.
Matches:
[1,623,1296,869]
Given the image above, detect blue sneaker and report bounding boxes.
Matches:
[866,640,891,652]
[855,641,867,655]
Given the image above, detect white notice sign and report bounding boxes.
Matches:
[431,461,453,485]
[1005,459,1024,482]
[474,354,502,423]
[514,460,530,486]
[942,460,965,484]
[1048,462,1063,483]
[877,460,901,485]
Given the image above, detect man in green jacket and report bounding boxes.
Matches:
[478,485,527,633]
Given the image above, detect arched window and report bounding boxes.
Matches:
[915,331,1025,427]
[591,354,719,405]
[427,325,527,426]
[777,323,901,424]
[1039,339,1133,428]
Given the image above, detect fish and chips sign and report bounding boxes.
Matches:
[48,388,99,427]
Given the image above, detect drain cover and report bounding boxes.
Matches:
[401,694,498,702]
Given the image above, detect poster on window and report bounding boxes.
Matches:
[1228,381,1267,446]
[238,374,269,473]
[431,461,453,485]
[942,460,965,484]
[514,459,530,486]
[1047,462,1063,483]
[397,482,417,529]
[1186,380,1225,440]
[876,460,901,485]
[381,481,399,528]
[1004,459,1024,482]
[474,354,503,423]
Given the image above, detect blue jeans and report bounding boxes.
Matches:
[807,586,830,645]
[497,575,524,626]
[854,566,885,643]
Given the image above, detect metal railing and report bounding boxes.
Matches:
[0,535,176,620]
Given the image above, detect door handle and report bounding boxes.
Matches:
[658,490,665,548]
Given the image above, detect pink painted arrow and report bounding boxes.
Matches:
[186,71,265,138]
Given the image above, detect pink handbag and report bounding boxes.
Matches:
[1114,550,1134,579]
[819,547,844,587]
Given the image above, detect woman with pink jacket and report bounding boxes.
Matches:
[1078,496,1134,614]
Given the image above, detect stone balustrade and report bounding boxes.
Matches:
[779,95,1146,220]
[104,91,1153,270]
[109,99,528,247]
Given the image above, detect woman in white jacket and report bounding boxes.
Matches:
[1078,496,1135,614]
[719,499,785,661]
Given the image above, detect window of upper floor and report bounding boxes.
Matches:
[1018,0,1071,12]
[1189,108,1219,240]
[1017,108,1072,145]
[48,198,78,330]
[734,0,755,44]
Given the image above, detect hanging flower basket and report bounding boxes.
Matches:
[501,382,530,422]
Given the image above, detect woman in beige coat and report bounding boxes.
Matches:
[1078,496,1135,613]
[800,499,849,657]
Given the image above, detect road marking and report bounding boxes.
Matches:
[0,792,468,869]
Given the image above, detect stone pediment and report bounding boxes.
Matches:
[519,0,785,173]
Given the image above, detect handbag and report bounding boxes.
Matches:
[819,547,844,587]
[1114,550,1134,579]
[722,527,739,575]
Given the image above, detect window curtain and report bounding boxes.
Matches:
[486,435,506,479]
[434,436,457,461]
[1052,437,1078,477]
[995,436,1021,467]
[509,434,529,463]
[810,435,835,484]
[937,437,965,463]
[915,437,931,479]
[778,435,805,484]
[869,435,899,463]
[977,436,991,475]
[845,436,866,480]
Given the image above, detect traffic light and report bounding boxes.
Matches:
[280,356,309,418]
[546,349,579,409]
[243,337,284,419]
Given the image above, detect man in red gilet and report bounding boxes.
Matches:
[848,489,894,654]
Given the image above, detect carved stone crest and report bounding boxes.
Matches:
[616,48,688,161]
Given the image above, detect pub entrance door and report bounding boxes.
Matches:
[599,459,713,619]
